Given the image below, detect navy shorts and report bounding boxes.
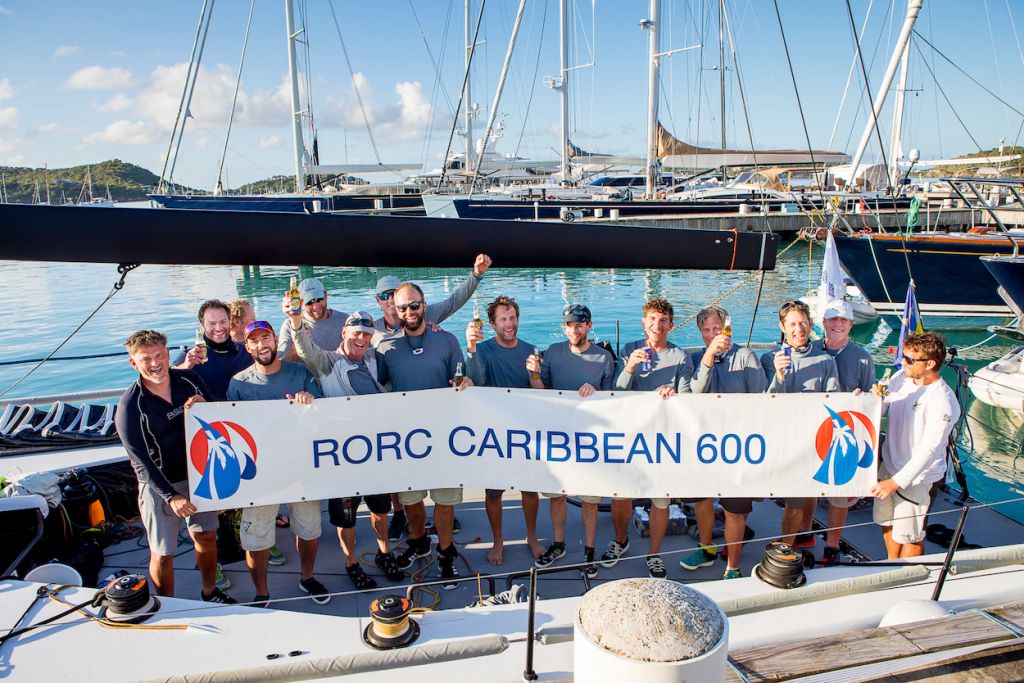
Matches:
[328,494,392,529]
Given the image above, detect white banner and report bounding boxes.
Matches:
[185,388,881,512]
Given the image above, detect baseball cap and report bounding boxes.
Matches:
[375,275,402,295]
[243,320,275,339]
[822,299,854,321]
[563,304,592,324]
[344,310,377,335]
[298,278,326,301]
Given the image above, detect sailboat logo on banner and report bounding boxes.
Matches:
[189,417,258,500]
[813,406,876,486]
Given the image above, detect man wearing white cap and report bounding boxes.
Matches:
[814,298,876,564]
[278,278,348,360]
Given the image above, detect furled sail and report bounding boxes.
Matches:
[657,122,850,168]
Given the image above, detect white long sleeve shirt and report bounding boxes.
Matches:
[880,369,961,489]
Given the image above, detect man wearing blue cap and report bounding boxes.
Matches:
[278,278,348,360]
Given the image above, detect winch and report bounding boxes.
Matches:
[754,542,807,589]
[95,573,161,623]
[362,595,420,650]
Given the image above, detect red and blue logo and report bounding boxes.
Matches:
[189,417,258,500]
[813,406,876,486]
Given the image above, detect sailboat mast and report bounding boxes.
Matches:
[719,0,726,149]
[888,42,911,189]
[284,0,305,193]
[644,0,661,198]
[559,0,570,183]
[465,0,475,174]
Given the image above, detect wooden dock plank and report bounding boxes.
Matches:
[893,610,1014,651]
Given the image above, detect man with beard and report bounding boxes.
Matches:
[175,299,253,400]
[375,282,472,590]
[465,295,543,565]
[289,308,404,589]
[277,278,348,359]
[682,305,767,579]
[228,299,256,344]
[607,297,693,578]
[116,330,233,603]
[759,300,839,545]
[227,321,330,606]
[526,304,614,579]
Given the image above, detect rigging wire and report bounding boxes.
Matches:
[829,0,876,150]
[327,0,385,166]
[911,41,984,153]
[409,0,458,168]
[505,0,549,187]
[215,0,256,194]
[982,0,1011,134]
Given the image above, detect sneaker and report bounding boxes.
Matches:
[268,545,286,566]
[214,563,231,591]
[396,536,432,570]
[582,550,599,580]
[793,532,816,548]
[251,594,270,608]
[535,542,566,569]
[599,538,630,568]
[388,509,407,542]
[345,564,377,591]
[646,555,667,579]
[438,545,460,591]
[201,587,237,604]
[453,516,462,534]
[375,550,405,582]
[822,546,840,566]
[722,567,742,580]
[299,577,331,605]
[679,546,717,571]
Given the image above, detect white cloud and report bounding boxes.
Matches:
[259,134,282,149]
[84,119,161,145]
[94,92,133,113]
[0,107,17,130]
[64,66,134,91]
[28,122,59,137]
[0,4,13,15]
[0,79,12,102]
[4,155,25,165]
[0,137,18,153]
[53,45,80,58]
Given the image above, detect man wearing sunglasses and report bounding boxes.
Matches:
[372,253,493,339]
[871,331,959,559]
[526,303,614,579]
[375,282,473,590]
[287,307,405,590]
[759,300,839,546]
[278,278,348,361]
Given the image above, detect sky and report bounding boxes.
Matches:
[1,0,1023,190]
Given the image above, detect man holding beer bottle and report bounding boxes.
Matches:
[277,278,348,359]
[174,299,252,401]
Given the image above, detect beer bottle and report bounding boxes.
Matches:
[194,327,207,364]
[641,347,652,373]
[472,303,484,331]
[876,367,892,396]
[530,348,543,380]
[289,276,301,316]
[453,362,464,390]
[715,316,733,364]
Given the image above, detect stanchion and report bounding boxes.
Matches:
[522,566,539,682]
[931,506,969,601]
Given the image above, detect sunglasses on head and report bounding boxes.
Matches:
[305,297,325,305]
[346,317,375,328]
[377,290,395,301]
[396,300,424,312]
[779,300,808,314]
[902,354,930,364]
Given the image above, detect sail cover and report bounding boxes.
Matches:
[657,122,850,169]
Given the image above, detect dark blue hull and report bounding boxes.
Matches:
[982,255,1024,313]
[149,193,424,214]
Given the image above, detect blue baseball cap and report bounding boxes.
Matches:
[243,320,275,340]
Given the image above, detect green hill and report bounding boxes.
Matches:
[921,145,1023,178]
[0,159,196,203]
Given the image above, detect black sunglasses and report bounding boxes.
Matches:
[346,317,375,328]
[396,300,424,312]
[902,354,930,364]
[305,297,325,305]
[377,291,395,301]
[779,300,808,314]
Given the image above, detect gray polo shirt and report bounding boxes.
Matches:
[376,328,465,391]
[614,340,694,392]
[818,339,876,392]
[759,343,840,393]
[540,341,614,391]
[689,344,769,394]
[373,272,481,336]
[467,338,535,388]
[278,308,348,355]
[227,360,323,401]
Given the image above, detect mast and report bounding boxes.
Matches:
[558,0,570,183]
[719,0,726,149]
[464,0,475,175]
[43,164,51,204]
[888,41,911,188]
[643,0,661,198]
[849,0,923,186]
[284,0,305,193]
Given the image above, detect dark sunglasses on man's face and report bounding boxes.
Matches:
[377,291,395,301]
[305,298,325,306]
[396,300,424,312]
[902,354,929,364]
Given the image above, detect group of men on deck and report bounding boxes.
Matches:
[116,254,960,606]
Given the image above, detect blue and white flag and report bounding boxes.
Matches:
[894,281,924,367]
[817,231,845,323]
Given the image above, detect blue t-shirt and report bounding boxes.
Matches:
[227,360,323,401]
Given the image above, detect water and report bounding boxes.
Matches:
[1,240,1021,522]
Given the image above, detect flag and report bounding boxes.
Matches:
[894,281,924,367]
[817,231,845,323]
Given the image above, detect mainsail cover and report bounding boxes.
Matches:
[657,122,850,168]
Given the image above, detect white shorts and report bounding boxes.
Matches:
[828,497,861,509]
[873,464,939,545]
[240,500,323,552]
[542,493,602,504]
[397,487,464,507]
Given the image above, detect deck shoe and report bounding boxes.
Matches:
[214,563,231,591]
[375,551,405,582]
[599,538,630,568]
[201,587,237,604]
[268,545,287,566]
[388,509,408,542]
[679,546,717,571]
[252,594,270,608]
[535,542,566,569]
[438,544,460,591]
[722,567,742,580]
[582,550,599,580]
[396,535,432,570]
[793,532,816,548]
[822,546,840,566]
[646,555,667,579]
[453,516,462,534]
[345,563,377,591]
[299,577,331,605]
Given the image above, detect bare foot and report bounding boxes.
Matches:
[487,541,504,565]
[528,538,545,559]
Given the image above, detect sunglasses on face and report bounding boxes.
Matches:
[396,300,424,312]
[305,298,325,306]
[902,354,930,364]
[377,291,395,301]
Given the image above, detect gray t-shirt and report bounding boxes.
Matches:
[759,343,840,393]
[614,340,694,392]
[689,344,769,394]
[226,360,323,401]
[373,272,480,336]
[540,341,614,391]
[347,360,383,396]
[278,308,348,355]
[376,328,465,391]
[467,338,535,388]
[819,340,876,392]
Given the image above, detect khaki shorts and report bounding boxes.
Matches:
[873,464,939,545]
[398,487,463,507]
[542,493,602,504]
[138,481,219,556]
[610,496,670,510]
[240,500,323,552]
